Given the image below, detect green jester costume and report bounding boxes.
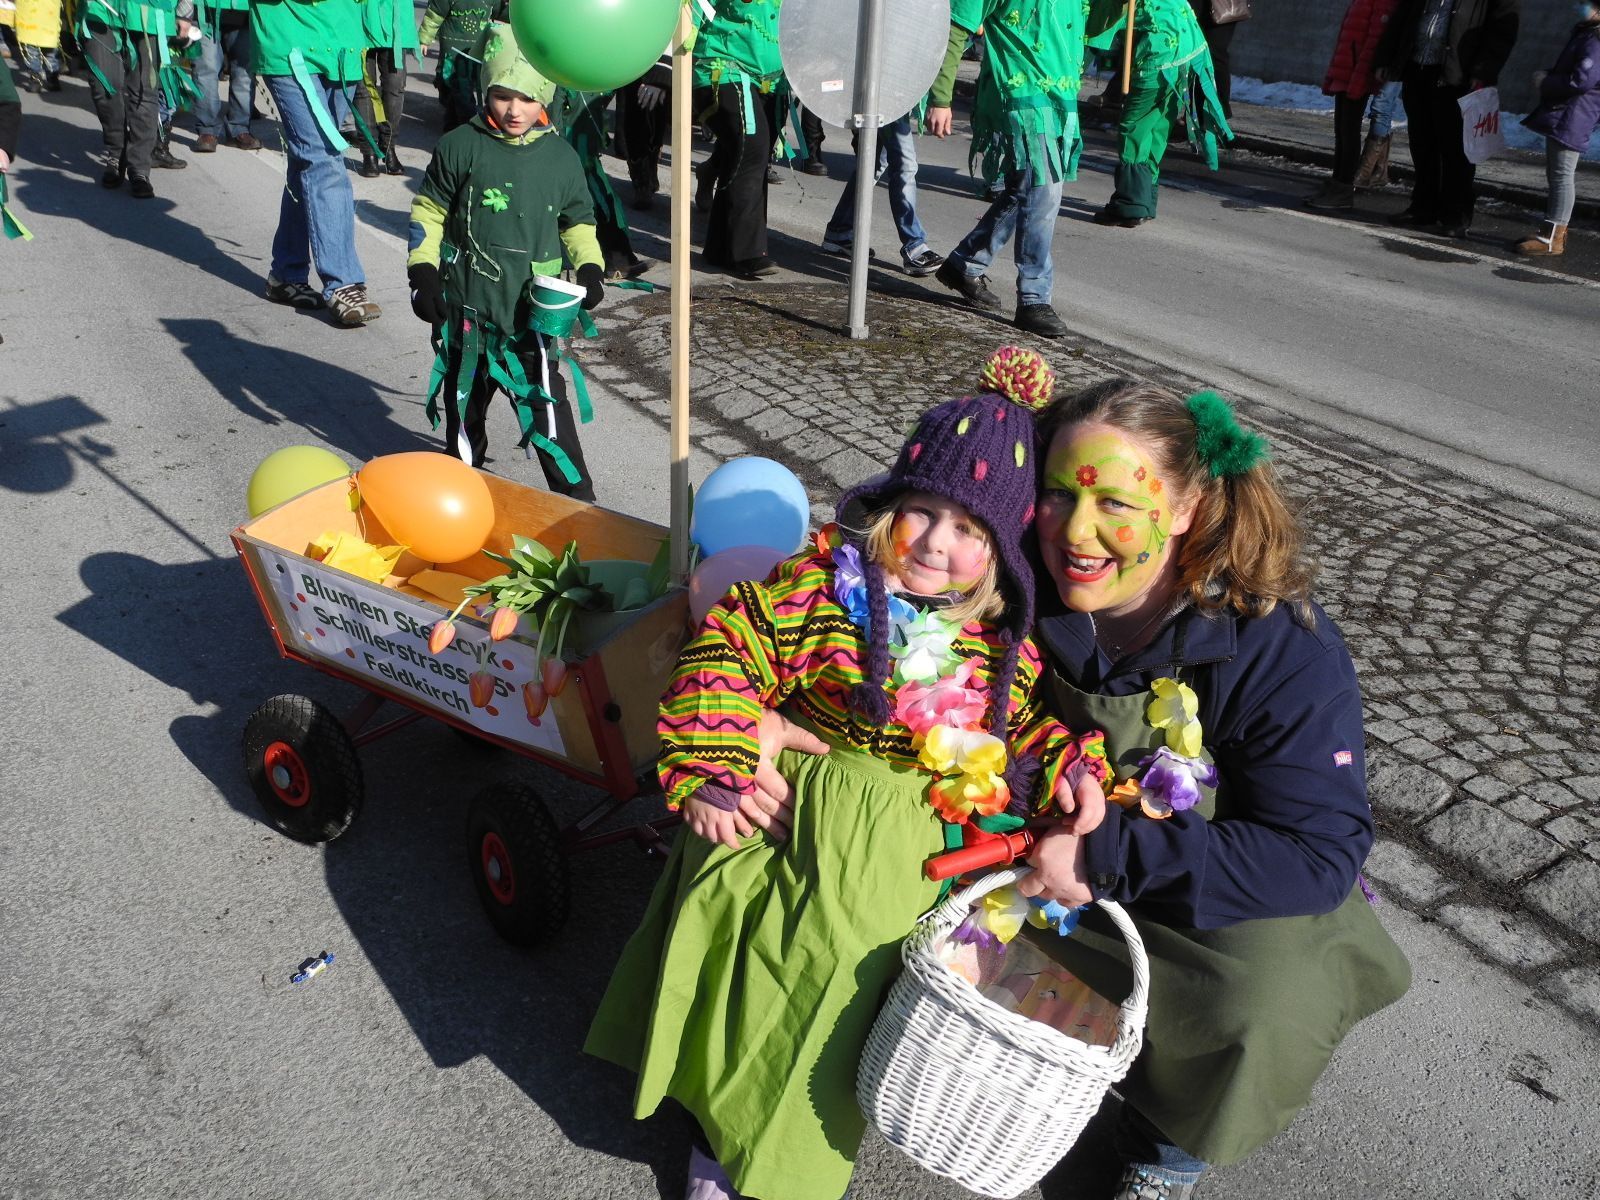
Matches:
[407,23,604,495]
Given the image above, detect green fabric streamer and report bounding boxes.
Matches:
[969,92,1082,185]
[608,279,656,293]
[288,48,348,151]
[561,351,593,423]
[1,176,33,241]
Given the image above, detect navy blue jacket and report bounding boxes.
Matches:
[1036,594,1374,931]
[1523,21,1600,153]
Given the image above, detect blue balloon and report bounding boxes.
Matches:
[691,457,811,559]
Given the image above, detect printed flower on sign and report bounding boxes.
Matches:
[1136,746,1218,818]
[1076,464,1098,486]
[928,771,1011,822]
[895,656,988,738]
[891,609,962,684]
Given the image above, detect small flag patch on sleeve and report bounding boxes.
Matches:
[1333,750,1354,767]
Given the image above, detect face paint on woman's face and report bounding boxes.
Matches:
[1035,425,1193,615]
[887,492,992,595]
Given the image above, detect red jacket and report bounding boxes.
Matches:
[1323,0,1400,99]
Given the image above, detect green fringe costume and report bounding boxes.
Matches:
[1088,0,1233,220]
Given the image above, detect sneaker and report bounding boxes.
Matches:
[820,240,874,260]
[194,133,219,153]
[766,165,783,184]
[934,258,1002,311]
[152,141,187,169]
[901,246,944,277]
[604,254,652,281]
[226,131,264,150]
[1015,302,1068,338]
[1302,180,1355,211]
[732,256,779,280]
[264,276,326,309]
[100,152,125,190]
[1112,1165,1200,1200]
[19,73,42,94]
[128,174,155,199]
[328,283,382,326]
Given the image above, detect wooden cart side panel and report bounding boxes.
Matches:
[592,589,691,769]
[471,475,671,570]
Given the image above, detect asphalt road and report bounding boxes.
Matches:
[1,72,1596,1200]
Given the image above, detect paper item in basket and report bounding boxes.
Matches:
[407,568,487,607]
[307,531,406,583]
[979,937,1121,1047]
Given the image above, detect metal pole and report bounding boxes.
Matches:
[846,0,886,340]
[669,6,694,584]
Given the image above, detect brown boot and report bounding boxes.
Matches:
[1354,133,1391,189]
[1514,221,1567,256]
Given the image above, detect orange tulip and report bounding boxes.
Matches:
[489,607,519,641]
[522,680,549,719]
[469,669,496,708]
[541,657,570,697]
[428,621,457,655]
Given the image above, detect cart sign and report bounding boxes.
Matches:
[255,546,567,756]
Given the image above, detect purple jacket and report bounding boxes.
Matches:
[1523,20,1600,152]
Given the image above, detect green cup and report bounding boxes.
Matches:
[529,274,587,337]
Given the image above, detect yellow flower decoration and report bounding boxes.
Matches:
[1147,677,1203,756]
[977,886,1030,943]
[919,726,1008,777]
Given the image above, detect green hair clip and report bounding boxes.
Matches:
[1187,390,1269,479]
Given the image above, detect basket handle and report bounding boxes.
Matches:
[927,865,1151,1052]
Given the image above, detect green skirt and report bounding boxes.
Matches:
[585,742,945,1200]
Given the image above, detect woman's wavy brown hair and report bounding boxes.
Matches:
[1036,378,1316,624]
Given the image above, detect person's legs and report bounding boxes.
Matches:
[882,116,931,256]
[1112,1104,1209,1196]
[351,50,382,174]
[1547,140,1579,226]
[1434,81,1474,229]
[1331,94,1365,184]
[1204,21,1235,119]
[1013,170,1063,307]
[528,343,596,501]
[443,353,494,468]
[82,21,129,176]
[120,32,159,179]
[1368,79,1402,140]
[378,49,406,172]
[1399,66,1442,221]
[1106,78,1166,220]
[702,83,775,266]
[266,72,365,297]
[193,35,223,137]
[950,168,1027,274]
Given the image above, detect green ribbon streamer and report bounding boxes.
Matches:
[561,351,593,424]
[607,279,656,293]
[1,176,33,242]
[288,48,348,152]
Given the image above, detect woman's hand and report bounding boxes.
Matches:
[1054,772,1107,836]
[1017,825,1092,907]
[745,708,829,841]
[682,793,755,850]
[926,106,954,138]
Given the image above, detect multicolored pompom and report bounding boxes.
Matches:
[980,347,1056,411]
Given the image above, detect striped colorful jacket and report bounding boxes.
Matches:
[658,549,1107,815]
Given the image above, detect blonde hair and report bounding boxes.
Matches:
[1037,379,1316,624]
[858,501,1006,628]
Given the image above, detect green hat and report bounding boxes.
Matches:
[478,22,557,105]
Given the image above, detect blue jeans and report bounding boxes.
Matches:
[1114,1105,1209,1184]
[822,115,929,255]
[265,72,365,298]
[948,166,1062,306]
[1368,80,1402,139]
[194,23,255,140]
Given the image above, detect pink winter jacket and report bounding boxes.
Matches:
[1323,0,1400,99]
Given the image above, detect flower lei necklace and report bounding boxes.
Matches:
[1103,677,1218,819]
[829,537,1011,825]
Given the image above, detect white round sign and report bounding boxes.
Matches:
[779,0,952,129]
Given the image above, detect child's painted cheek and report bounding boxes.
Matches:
[947,545,990,589]
[890,515,915,563]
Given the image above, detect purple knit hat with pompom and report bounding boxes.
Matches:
[835,347,1055,753]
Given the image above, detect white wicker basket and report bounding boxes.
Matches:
[857,867,1149,1199]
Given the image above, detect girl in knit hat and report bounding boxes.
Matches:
[586,348,1112,1200]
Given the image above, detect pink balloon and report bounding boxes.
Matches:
[689,545,788,625]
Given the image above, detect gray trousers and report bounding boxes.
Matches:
[351,49,407,148]
[1546,139,1580,225]
[83,21,158,177]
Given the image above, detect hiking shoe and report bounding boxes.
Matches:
[264,276,326,309]
[227,131,264,150]
[100,151,125,189]
[1015,302,1068,339]
[1303,181,1355,211]
[1112,1165,1200,1200]
[152,141,187,169]
[934,258,1002,311]
[732,256,778,280]
[328,284,382,326]
[358,152,381,178]
[128,174,155,199]
[194,133,219,153]
[902,246,944,277]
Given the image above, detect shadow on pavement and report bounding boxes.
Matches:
[0,394,109,494]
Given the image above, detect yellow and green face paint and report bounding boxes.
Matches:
[1035,427,1191,616]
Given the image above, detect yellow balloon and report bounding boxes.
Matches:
[356,452,495,564]
[247,446,352,518]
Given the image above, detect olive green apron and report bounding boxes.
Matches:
[1034,664,1411,1166]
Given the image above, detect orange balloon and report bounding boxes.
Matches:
[356,453,494,564]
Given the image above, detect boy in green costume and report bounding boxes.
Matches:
[406,22,605,499]
[1089,0,1232,226]
[416,0,494,131]
[927,0,1086,339]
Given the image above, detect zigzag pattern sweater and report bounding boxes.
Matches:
[658,549,1105,814]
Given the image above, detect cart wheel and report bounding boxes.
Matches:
[465,782,570,946]
[242,694,364,843]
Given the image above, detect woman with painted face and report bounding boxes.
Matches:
[1016,379,1411,1199]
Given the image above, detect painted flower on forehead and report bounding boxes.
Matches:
[1147,677,1203,758]
[1136,746,1218,818]
[1076,464,1098,486]
[894,656,988,738]
[891,609,962,684]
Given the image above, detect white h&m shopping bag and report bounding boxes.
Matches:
[1459,86,1505,164]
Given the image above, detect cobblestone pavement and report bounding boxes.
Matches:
[585,281,1600,1027]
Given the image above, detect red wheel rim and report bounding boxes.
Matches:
[481,832,516,905]
[263,742,311,808]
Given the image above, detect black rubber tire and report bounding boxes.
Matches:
[465,781,570,946]
[242,694,364,843]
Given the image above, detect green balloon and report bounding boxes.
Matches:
[510,0,680,94]
[247,445,351,518]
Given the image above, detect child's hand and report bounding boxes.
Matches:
[1053,771,1106,836]
[0,149,9,174]
[576,262,605,310]
[683,792,755,850]
[408,263,447,324]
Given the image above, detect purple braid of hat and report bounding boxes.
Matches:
[848,553,893,727]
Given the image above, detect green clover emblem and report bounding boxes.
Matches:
[482,188,509,212]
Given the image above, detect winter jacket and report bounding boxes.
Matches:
[1378,0,1519,87]
[1522,20,1600,153]
[1036,594,1375,931]
[1323,0,1400,98]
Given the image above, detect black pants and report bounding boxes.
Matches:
[695,82,780,265]
[617,77,668,181]
[83,22,158,176]
[442,335,595,501]
[1401,64,1474,225]
[1201,21,1236,119]
[352,49,407,150]
[1332,93,1366,183]
[800,104,824,158]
